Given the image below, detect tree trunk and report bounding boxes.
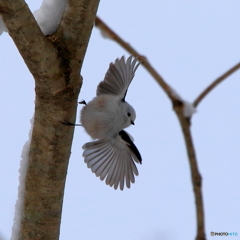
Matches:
[0,0,100,239]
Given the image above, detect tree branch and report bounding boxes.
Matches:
[193,62,240,107]
[0,0,62,94]
[95,16,176,100]
[173,103,205,240]
[95,15,206,240]
[56,0,100,81]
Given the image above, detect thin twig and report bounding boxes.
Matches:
[95,16,206,240]
[174,106,206,240]
[194,63,240,107]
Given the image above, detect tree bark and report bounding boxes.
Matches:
[0,0,100,239]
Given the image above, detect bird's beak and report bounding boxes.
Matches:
[131,121,135,125]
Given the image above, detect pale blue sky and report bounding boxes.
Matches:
[0,1,240,239]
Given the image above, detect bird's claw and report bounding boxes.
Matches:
[61,121,75,126]
[79,100,87,105]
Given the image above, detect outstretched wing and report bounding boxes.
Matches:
[97,56,140,101]
[82,131,142,190]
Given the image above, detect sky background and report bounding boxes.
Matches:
[1,1,240,240]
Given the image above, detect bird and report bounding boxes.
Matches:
[80,56,142,190]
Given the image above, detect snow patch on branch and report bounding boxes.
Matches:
[169,86,182,101]
[33,0,67,35]
[0,0,67,36]
[183,101,196,117]
[10,117,34,240]
[170,86,196,117]
[98,28,112,40]
[0,18,7,35]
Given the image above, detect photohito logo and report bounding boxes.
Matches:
[210,232,238,236]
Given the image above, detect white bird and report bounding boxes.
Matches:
[80,56,142,190]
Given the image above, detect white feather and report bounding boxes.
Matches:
[82,136,140,190]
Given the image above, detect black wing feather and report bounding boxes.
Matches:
[119,130,142,164]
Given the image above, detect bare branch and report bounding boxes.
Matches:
[194,62,240,107]
[95,16,206,240]
[174,104,206,240]
[95,16,176,100]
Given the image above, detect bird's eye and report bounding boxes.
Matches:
[127,112,131,117]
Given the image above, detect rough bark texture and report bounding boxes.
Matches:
[0,0,100,239]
